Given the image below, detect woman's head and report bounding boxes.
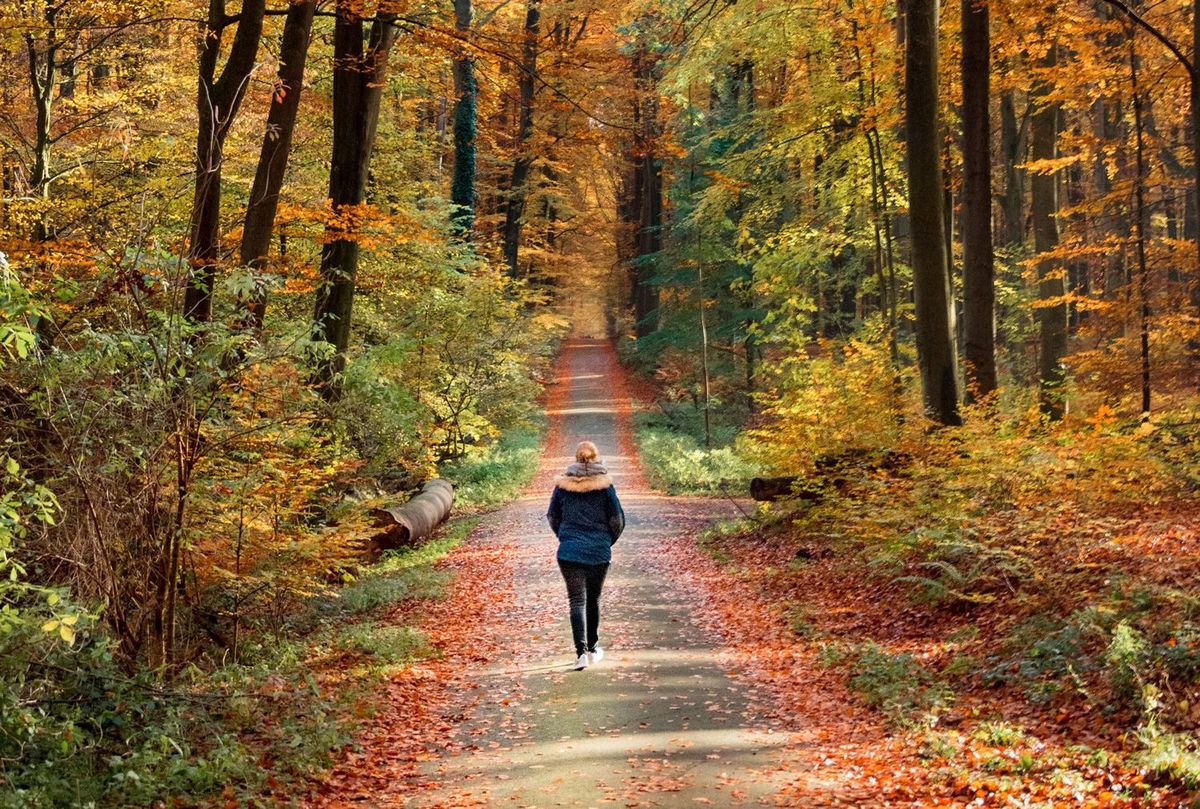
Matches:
[575,440,599,464]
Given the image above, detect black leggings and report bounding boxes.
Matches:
[557,559,609,656]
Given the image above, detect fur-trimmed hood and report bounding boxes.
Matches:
[555,472,614,493]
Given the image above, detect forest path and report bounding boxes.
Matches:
[309,337,884,808]
[410,338,793,806]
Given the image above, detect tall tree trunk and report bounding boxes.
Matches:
[1031,37,1068,418]
[183,0,267,324]
[25,3,57,244]
[961,0,996,402]
[1000,90,1027,246]
[905,0,960,425]
[632,40,662,338]
[312,6,398,397]
[1131,34,1153,413]
[450,0,477,236]
[1191,0,1200,321]
[240,0,316,329]
[502,0,540,277]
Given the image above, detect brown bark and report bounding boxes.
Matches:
[905,0,960,425]
[183,0,267,324]
[240,0,316,329]
[632,40,662,337]
[1031,38,1068,418]
[1000,90,1028,246]
[961,0,996,402]
[312,6,398,398]
[502,0,541,277]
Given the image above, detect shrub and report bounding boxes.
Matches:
[441,427,543,510]
[636,428,758,495]
[847,643,952,727]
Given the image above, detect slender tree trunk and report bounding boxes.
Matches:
[961,0,997,402]
[1000,90,1027,246]
[241,0,316,329]
[905,0,960,425]
[1131,34,1153,413]
[1189,0,1200,322]
[632,40,662,337]
[1031,37,1068,418]
[25,6,57,243]
[450,0,477,236]
[502,0,540,277]
[312,6,398,397]
[183,0,267,324]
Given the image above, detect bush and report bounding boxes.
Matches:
[441,427,543,510]
[847,643,952,727]
[636,428,758,495]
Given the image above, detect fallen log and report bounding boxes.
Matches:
[367,479,454,556]
[751,449,912,502]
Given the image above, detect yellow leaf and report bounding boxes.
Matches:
[59,624,76,644]
[41,619,59,633]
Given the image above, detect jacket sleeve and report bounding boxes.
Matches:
[606,485,625,544]
[547,487,563,536]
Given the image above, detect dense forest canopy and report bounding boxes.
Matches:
[4,0,1200,803]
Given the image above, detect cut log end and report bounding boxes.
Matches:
[368,478,454,556]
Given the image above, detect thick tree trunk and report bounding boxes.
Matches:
[241,0,316,329]
[183,0,267,324]
[905,0,960,425]
[502,0,540,277]
[312,7,398,397]
[1031,39,1068,418]
[450,0,477,236]
[960,0,996,402]
[1000,90,1027,246]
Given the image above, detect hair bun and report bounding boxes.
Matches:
[575,440,599,463]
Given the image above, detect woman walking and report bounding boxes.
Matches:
[547,441,625,670]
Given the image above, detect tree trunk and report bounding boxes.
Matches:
[632,40,662,337]
[183,0,267,324]
[312,7,398,397]
[1191,0,1200,321]
[502,0,540,277]
[1000,90,1027,246]
[1131,35,1152,413]
[450,0,477,236]
[1031,38,1068,418]
[240,0,316,329]
[960,0,996,402]
[905,0,960,425]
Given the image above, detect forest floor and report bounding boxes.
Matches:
[302,337,1191,808]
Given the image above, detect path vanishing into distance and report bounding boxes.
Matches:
[311,334,894,808]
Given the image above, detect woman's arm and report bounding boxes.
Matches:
[606,486,625,543]
[547,487,563,536]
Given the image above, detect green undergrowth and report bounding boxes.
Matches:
[441,421,544,510]
[634,414,758,495]
[0,519,474,808]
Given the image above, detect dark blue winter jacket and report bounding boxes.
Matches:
[547,472,625,565]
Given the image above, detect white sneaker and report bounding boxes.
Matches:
[589,647,604,665]
[574,653,589,670]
